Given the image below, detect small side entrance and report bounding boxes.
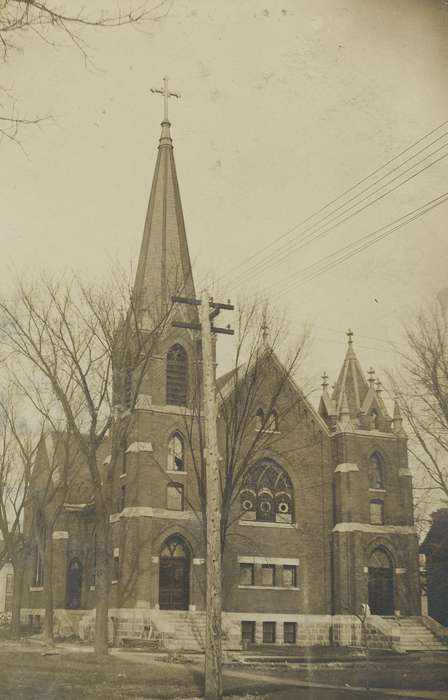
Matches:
[368,548,394,615]
[66,558,83,609]
[159,536,190,610]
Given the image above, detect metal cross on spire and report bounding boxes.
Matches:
[150,76,181,122]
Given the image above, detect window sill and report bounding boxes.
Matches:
[238,585,299,591]
[239,520,296,529]
[111,580,118,585]
[90,586,96,591]
[30,586,43,592]
[167,470,187,475]
[369,488,386,493]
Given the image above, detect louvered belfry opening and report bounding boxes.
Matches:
[166,343,188,406]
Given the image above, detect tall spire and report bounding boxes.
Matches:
[133,77,195,325]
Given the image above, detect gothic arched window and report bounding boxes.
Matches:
[240,458,294,524]
[255,408,264,431]
[168,432,185,472]
[369,452,384,490]
[267,410,278,432]
[166,344,188,406]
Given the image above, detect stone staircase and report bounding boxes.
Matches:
[149,610,206,651]
[387,617,447,652]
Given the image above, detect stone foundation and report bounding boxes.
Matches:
[22,608,399,651]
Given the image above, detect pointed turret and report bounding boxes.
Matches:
[393,397,407,437]
[319,371,337,427]
[331,330,370,422]
[133,92,195,327]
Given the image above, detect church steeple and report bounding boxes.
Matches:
[133,78,195,326]
[331,330,370,420]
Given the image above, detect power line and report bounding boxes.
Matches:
[216,118,448,286]
[232,143,448,287]
[273,191,448,298]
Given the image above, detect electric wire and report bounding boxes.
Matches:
[215,118,448,286]
[231,142,448,287]
[272,191,448,299]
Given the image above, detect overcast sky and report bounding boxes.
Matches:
[2,0,448,402]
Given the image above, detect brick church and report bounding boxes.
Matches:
[20,103,423,650]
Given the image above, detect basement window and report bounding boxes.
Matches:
[262,621,276,644]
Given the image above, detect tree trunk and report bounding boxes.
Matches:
[94,512,110,655]
[43,534,54,644]
[10,558,24,639]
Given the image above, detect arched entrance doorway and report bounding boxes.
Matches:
[159,536,190,610]
[66,558,83,609]
[368,548,394,615]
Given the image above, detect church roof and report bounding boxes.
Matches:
[331,330,370,419]
[133,118,195,321]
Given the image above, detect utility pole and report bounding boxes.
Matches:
[172,292,233,700]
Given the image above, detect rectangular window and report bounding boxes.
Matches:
[119,484,126,512]
[121,440,127,475]
[33,547,44,587]
[167,483,184,511]
[261,564,275,587]
[239,563,255,586]
[263,621,276,644]
[284,622,297,644]
[5,574,13,612]
[283,565,297,588]
[370,500,384,525]
[113,551,120,582]
[241,621,255,644]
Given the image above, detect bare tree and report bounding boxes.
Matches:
[0,389,40,638]
[184,300,311,559]
[0,271,175,654]
[0,0,170,144]
[392,303,448,522]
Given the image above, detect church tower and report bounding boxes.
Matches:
[319,332,420,618]
[109,85,205,615]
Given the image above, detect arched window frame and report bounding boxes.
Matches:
[368,451,385,490]
[255,408,279,432]
[166,344,188,407]
[370,408,379,430]
[240,459,294,524]
[255,408,264,431]
[167,432,186,472]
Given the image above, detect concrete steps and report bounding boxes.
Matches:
[150,610,206,651]
[387,617,447,652]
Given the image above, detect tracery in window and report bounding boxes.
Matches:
[240,458,294,523]
[166,344,188,406]
[168,432,185,471]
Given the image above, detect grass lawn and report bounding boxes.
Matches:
[0,641,446,700]
[241,653,448,692]
[0,646,203,700]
